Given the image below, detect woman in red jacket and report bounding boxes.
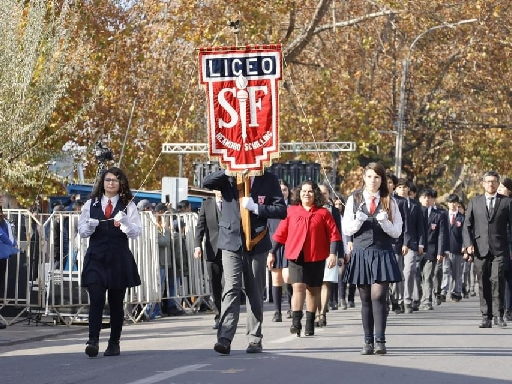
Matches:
[268,180,341,337]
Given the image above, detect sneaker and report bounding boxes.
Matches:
[375,341,387,355]
[246,342,263,353]
[361,342,374,355]
[422,302,433,311]
[271,311,282,322]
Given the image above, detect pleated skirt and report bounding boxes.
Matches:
[343,246,402,285]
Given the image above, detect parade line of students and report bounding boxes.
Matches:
[76,164,512,358]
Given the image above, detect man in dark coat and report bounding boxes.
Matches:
[194,190,223,329]
[203,169,286,355]
[463,171,512,328]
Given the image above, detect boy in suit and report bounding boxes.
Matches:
[416,189,447,310]
[395,178,425,313]
[203,170,287,354]
[441,194,465,302]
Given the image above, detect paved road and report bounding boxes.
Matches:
[0,297,511,384]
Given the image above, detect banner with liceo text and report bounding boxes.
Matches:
[199,45,282,176]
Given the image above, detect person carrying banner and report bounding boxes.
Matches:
[203,169,286,355]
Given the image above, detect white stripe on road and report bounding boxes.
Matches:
[126,364,210,384]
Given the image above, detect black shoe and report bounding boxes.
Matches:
[451,294,462,302]
[104,341,120,356]
[214,338,231,355]
[470,291,477,297]
[212,319,220,330]
[317,314,326,327]
[305,311,315,336]
[246,342,262,353]
[412,302,420,311]
[496,317,507,328]
[375,340,387,355]
[479,319,492,328]
[271,311,282,322]
[506,311,512,322]
[290,311,303,337]
[0,321,6,329]
[348,301,355,308]
[361,342,374,355]
[85,339,99,358]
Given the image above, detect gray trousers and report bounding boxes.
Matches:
[390,254,405,305]
[441,253,463,297]
[217,249,266,344]
[402,249,417,305]
[421,259,436,304]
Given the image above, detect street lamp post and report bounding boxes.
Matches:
[394,19,477,178]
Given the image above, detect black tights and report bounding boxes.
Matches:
[87,283,126,342]
[358,283,388,342]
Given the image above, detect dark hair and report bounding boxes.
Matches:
[482,170,500,182]
[154,203,168,213]
[364,162,393,220]
[91,167,133,206]
[447,194,460,203]
[397,178,410,188]
[278,179,292,204]
[177,200,190,212]
[419,188,435,198]
[386,172,398,187]
[333,196,346,215]
[291,180,324,208]
[409,183,417,194]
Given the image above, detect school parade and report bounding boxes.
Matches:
[1,1,512,384]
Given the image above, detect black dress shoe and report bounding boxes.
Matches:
[214,338,231,355]
[85,339,99,357]
[0,322,6,329]
[479,319,492,328]
[246,342,262,353]
[104,341,120,356]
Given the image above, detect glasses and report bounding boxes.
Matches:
[104,178,120,184]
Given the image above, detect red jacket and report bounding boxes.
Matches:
[273,205,342,262]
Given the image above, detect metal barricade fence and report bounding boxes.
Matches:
[0,209,211,325]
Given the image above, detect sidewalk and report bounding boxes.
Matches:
[0,316,87,347]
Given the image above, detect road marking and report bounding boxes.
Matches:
[125,364,210,384]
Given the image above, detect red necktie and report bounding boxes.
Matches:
[105,199,113,219]
[369,196,377,215]
[450,213,455,225]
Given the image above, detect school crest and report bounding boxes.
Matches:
[199,45,282,176]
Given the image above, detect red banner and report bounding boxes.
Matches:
[199,45,282,175]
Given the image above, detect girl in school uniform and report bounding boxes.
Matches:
[342,162,402,355]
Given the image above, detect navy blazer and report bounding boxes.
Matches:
[403,198,425,252]
[194,197,221,261]
[393,194,408,254]
[447,211,464,254]
[463,194,512,258]
[422,206,447,260]
[202,170,287,254]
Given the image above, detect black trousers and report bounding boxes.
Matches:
[206,251,223,319]
[474,253,505,319]
[87,283,126,341]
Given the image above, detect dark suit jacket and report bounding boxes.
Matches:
[463,194,512,257]
[202,170,287,254]
[447,211,464,254]
[422,206,447,260]
[403,198,425,252]
[325,204,344,258]
[194,197,221,261]
[393,194,408,254]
